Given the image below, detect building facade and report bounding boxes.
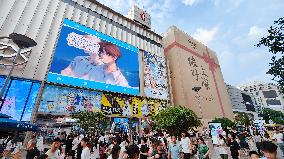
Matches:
[240,81,284,112]
[163,26,234,124]
[0,0,170,133]
[226,84,258,119]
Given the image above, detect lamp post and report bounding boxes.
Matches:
[192,86,204,126]
[0,33,37,108]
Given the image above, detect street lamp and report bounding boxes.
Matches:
[0,33,37,107]
[192,86,204,126]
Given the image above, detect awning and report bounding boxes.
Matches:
[0,113,11,118]
[0,118,38,132]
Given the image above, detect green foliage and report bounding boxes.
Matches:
[262,108,284,125]
[152,106,201,136]
[71,111,108,132]
[257,17,284,93]
[212,117,236,129]
[235,113,252,127]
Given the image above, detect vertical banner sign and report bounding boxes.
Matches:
[48,19,139,95]
[143,51,169,100]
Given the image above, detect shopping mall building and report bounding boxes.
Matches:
[0,0,233,134]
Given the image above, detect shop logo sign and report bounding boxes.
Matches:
[0,41,32,66]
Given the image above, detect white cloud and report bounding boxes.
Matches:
[211,0,220,6]
[193,26,219,45]
[226,0,244,13]
[248,26,266,41]
[182,0,200,6]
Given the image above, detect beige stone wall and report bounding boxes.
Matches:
[163,26,234,123]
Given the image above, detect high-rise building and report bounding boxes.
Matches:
[226,84,258,119]
[163,26,234,124]
[239,81,284,112]
[0,0,170,134]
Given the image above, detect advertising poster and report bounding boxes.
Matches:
[146,98,159,117]
[38,85,102,114]
[144,51,169,100]
[48,19,139,95]
[131,97,143,117]
[131,97,152,117]
[101,93,132,117]
[208,122,223,144]
[21,82,41,121]
[0,79,40,121]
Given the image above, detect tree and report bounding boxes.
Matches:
[235,112,252,127]
[211,117,236,133]
[152,106,201,136]
[71,111,108,132]
[257,17,284,93]
[262,108,284,125]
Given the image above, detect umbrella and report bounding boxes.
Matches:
[0,118,38,132]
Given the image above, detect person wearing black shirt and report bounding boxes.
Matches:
[229,134,241,159]
[65,135,74,157]
[26,140,40,159]
[139,137,149,159]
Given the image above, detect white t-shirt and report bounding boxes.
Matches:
[217,138,227,154]
[180,137,191,153]
[99,136,105,143]
[46,149,60,159]
[272,133,283,144]
[81,147,91,159]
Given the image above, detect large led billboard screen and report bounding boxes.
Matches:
[47,19,139,95]
[38,85,102,114]
[143,51,169,99]
[0,78,40,121]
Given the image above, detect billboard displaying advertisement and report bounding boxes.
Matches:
[0,79,40,121]
[38,85,102,114]
[144,51,169,100]
[48,19,139,95]
[101,93,132,117]
[101,93,166,117]
[21,82,41,121]
[208,122,223,144]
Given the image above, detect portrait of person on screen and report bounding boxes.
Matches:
[61,35,103,78]
[86,42,129,87]
[61,34,129,87]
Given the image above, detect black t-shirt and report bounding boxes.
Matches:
[229,140,240,156]
[140,144,149,159]
[26,147,40,159]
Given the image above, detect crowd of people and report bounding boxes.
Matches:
[0,126,283,159]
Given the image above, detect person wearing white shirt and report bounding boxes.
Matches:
[81,138,91,159]
[217,135,228,159]
[180,133,191,159]
[99,133,105,143]
[272,130,284,157]
[46,138,61,159]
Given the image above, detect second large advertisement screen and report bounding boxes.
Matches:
[48,19,139,95]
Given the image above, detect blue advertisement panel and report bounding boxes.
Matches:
[21,82,41,121]
[48,19,139,95]
[38,85,102,114]
[144,51,169,99]
[0,78,40,121]
[209,122,223,144]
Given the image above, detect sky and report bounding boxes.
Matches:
[97,0,284,87]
